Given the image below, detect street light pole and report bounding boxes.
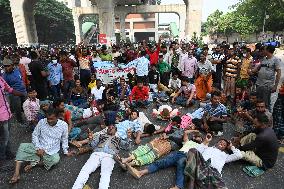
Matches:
[262,9,266,33]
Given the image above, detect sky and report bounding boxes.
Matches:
[159,0,239,25]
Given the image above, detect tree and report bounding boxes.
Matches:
[203,10,223,36]
[233,0,284,33]
[34,0,75,43]
[0,0,75,44]
[0,0,16,44]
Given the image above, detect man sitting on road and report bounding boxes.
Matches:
[9,108,74,184]
[233,113,279,170]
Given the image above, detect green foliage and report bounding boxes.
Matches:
[34,0,75,43]
[202,0,284,38]
[191,32,203,46]
[0,0,75,44]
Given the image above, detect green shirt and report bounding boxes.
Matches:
[157,61,171,74]
[179,140,199,153]
[99,54,112,61]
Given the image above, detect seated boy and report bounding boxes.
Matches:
[193,90,227,136]
[171,76,196,107]
[23,87,40,131]
[129,80,149,108]
[168,73,181,96]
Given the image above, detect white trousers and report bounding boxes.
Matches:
[72,152,115,189]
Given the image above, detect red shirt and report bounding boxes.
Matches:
[146,46,160,65]
[60,59,76,81]
[130,86,149,101]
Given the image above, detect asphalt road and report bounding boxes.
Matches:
[0,51,284,189]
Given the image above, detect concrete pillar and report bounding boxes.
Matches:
[185,0,203,39]
[179,13,186,39]
[72,10,82,44]
[96,0,116,44]
[119,13,127,41]
[155,13,159,42]
[9,0,38,46]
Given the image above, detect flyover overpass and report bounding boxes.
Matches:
[9,0,202,45]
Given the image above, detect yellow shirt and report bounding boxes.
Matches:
[88,81,96,91]
[240,57,252,79]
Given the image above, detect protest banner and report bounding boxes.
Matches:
[93,58,139,84]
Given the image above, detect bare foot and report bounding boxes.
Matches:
[126,163,141,179]
[24,164,33,172]
[170,186,180,189]
[9,175,20,184]
[70,140,82,148]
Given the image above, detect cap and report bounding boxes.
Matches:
[2,58,13,66]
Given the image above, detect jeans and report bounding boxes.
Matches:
[80,69,91,88]
[256,85,272,110]
[63,80,74,101]
[8,95,26,122]
[176,96,196,107]
[131,100,150,108]
[50,84,61,100]
[147,151,187,189]
[72,152,115,189]
[0,121,11,160]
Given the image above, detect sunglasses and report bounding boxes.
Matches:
[3,65,12,67]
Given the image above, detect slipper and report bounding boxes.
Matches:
[243,166,265,177]
[114,155,127,171]
[9,176,20,184]
[126,163,141,179]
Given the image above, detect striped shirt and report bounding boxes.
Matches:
[23,98,40,121]
[32,118,69,155]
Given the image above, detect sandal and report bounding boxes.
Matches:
[114,155,127,171]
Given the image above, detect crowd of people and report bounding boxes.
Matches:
[0,37,283,189]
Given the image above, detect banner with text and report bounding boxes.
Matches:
[93,58,139,84]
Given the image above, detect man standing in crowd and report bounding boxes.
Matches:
[254,45,282,109]
[0,76,24,161]
[3,58,27,124]
[28,51,49,100]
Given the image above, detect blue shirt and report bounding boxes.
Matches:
[204,102,227,117]
[116,119,142,139]
[47,63,63,86]
[3,68,26,94]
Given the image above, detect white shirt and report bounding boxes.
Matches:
[32,119,69,155]
[91,86,105,100]
[168,78,181,89]
[196,143,242,174]
[136,56,150,76]
[19,57,31,75]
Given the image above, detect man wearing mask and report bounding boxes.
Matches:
[47,54,63,100]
